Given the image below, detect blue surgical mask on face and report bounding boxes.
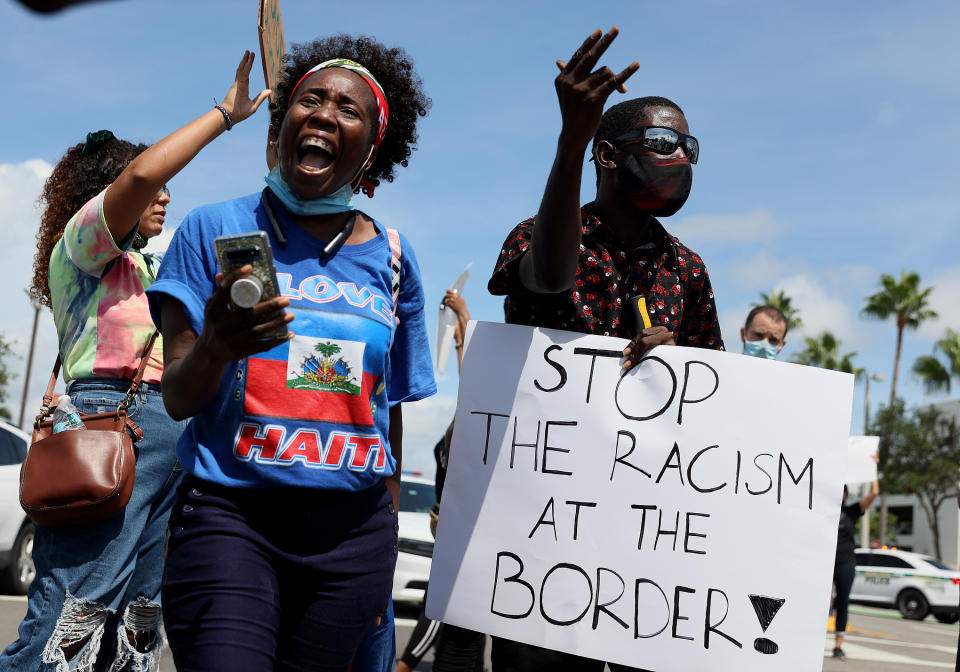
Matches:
[264,166,355,216]
[743,338,780,360]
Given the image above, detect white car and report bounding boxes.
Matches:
[0,420,35,594]
[393,475,435,604]
[852,548,960,622]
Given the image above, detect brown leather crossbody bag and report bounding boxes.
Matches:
[19,331,158,527]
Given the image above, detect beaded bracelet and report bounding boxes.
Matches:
[213,98,233,131]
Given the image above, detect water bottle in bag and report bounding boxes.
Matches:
[51,395,86,434]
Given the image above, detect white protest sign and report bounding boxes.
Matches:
[845,436,879,485]
[428,322,854,672]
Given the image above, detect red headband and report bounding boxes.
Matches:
[288,58,390,148]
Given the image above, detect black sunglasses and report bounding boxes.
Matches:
[612,127,699,165]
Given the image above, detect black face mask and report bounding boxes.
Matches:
[618,154,692,217]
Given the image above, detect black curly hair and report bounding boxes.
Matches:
[269,34,431,195]
[31,133,148,308]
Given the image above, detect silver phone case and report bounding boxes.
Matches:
[213,231,288,339]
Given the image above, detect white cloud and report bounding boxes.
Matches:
[918,266,960,341]
[821,265,879,294]
[0,159,52,248]
[673,209,785,244]
[775,274,862,347]
[719,304,749,352]
[728,251,792,290]
[143,223,177,254]
[0,160,59,427]
[398,394,458,479]
[721,273,865,358]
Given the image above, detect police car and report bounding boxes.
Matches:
[852,548,960,622]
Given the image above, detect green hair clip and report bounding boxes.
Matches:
[81,129,115,156]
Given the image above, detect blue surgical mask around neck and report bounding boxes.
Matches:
[264,166,355,217]
[743,338,780,360]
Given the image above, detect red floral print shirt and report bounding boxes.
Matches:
[488,203,724,350]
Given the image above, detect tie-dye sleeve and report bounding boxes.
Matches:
[61,187,133,277]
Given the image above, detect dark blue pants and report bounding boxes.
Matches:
[352,597,395,672]
[162,474,397,672]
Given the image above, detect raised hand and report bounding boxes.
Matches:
[219,50,272,125]
[554,28,639,149]
[444,290,471,346]
[443,290,470,323]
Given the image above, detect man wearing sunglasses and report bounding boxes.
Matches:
[487,26,723,672]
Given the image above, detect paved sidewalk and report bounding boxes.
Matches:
[822,606,957,671]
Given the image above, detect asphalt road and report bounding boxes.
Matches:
[821,605,958,672]
[0,598,954,671]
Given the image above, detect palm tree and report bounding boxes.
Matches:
[913,329,960,394]
[861,270,937,545]
[795,331,874,546]
[754,290,802,332]
[861,271,937,406]
[792,331,863,378]
[314,342,342,374]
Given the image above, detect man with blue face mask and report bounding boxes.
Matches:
[741,305,788,359]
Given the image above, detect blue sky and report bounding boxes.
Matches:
[1,0,958,474]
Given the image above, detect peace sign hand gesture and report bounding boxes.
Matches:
[555,28,639,150]
[218,50,272,125]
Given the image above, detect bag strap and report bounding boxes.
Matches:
[115,331,158,419]
[41,357,61,412]
[386,227,402,319]
[39,330,159,425]
[121,330,160,403]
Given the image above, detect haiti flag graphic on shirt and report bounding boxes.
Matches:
[243,306,387,427]
[286,336,365,396]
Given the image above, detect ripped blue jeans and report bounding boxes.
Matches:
[0,379,185,671]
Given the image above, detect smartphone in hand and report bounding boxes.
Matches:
[214,231,288,339]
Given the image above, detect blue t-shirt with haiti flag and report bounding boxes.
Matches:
[147,192,436,491]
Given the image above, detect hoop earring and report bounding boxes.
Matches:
[350,145,376,191]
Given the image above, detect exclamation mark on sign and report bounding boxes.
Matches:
[748,595,786,654]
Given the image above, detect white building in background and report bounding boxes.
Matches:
[871,399,960,568]
[884,492,959,566]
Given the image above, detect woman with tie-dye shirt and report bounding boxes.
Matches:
[1,52,270,672]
